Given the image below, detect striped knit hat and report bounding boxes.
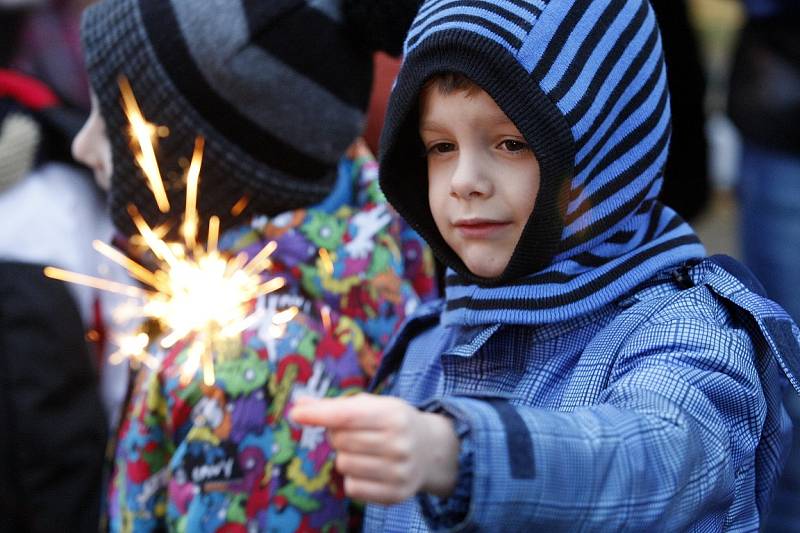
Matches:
[380,0,706,322]
[81,0,376,236]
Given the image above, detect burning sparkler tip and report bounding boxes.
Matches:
[50,76,293,387]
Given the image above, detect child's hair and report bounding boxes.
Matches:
[422,72,481,97]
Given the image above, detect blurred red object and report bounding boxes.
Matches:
[0,69,59,110]
[364,52,402,156]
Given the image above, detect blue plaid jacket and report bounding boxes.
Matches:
[364,258,800,532]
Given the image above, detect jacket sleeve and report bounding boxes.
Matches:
[108,366,174,532]
[418,316,771,531]
[0,262,107,533]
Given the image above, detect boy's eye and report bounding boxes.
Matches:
[499,139,529,152]
[428,142,456,154]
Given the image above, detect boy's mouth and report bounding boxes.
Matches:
[453,218,511,238]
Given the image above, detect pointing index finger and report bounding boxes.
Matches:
[289,394,388,430]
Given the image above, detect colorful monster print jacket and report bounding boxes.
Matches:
[107,141,437,532]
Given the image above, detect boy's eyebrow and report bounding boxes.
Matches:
[487,114,516,128]
[419,119,448,132]
[420,113,515,132]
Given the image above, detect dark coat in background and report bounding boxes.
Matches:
[651,0,711,222]
[1,20,106,527]
[0,262,106,533]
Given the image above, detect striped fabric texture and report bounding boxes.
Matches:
[81,0,374,236]
[379,0,705,323]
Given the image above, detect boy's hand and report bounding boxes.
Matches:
[290,393,460,504]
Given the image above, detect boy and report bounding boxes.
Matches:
[290,0,800,530]
[71,0,433,530]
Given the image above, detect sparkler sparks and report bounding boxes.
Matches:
[109,332,159,369]
[46,77,295,385]
[119,77,170,213]
[230,195,250,217]
[320,304,332,333]
[318,248,334,276]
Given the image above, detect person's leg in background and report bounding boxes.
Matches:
[739,143,800,321]
[739,141,800,532]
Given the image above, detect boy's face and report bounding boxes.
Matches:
[420,85,540,278]
[72,91,112,191]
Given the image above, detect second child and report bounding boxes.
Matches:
[71,0,433,530]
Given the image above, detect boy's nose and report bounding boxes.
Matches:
[450,156,492,199]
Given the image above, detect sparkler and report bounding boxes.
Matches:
[46,77,294,385]
[108,332,159,369]
[320,304,332,334]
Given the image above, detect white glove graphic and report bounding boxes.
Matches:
[345,204,392,259]
[292,361,332,450]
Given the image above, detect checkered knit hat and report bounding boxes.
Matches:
[81,0,394,236]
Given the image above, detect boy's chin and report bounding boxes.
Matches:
[462,255,510,280]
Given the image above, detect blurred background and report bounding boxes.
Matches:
[690,0,746,255]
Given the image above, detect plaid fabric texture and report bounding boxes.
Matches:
[365,259,800,531]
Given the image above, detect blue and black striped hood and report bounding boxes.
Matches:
[379,0,705,325]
